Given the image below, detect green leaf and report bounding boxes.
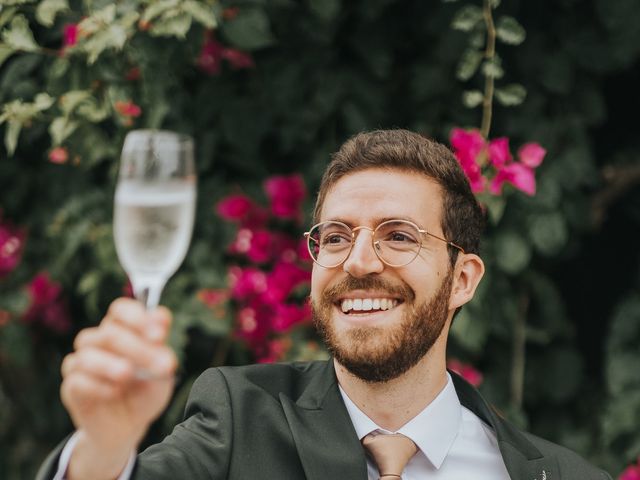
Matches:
[141,0,180,23]
[222,8,275,51]
[477,193,506,225]
[494,83,527,106]
[462,89,483,108]
[307,0,341,21]
[451,5,483,32]
[2,15,39,52]
[456,49,483,81]
[59,90,92,114]
[489,0,501,7]
[496,15,526,45]
[149,12,192,38]
[183,0,217,29]
[494,230,531,274]
[49,116,78,145]
[481,56,504,79]
[4,119,22,155]
[0,7,18,29]
[528,212,568,256]
[449,307,490,353]
[35,0,69,27]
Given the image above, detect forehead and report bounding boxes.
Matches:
[320,168,444,228]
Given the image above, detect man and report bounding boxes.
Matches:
[38,130,610,479]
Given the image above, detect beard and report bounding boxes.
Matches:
[312,270,453,383]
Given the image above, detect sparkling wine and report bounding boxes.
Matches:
[114,181,195,289]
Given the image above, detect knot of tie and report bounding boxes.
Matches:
[361,433,418,479]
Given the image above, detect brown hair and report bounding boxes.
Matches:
[313,129,485,265]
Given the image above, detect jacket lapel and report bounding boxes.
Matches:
[280,360,368,480]
[451,372,560,480]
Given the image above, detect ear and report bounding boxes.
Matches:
[449,253,484,310]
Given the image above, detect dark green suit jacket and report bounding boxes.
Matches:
[37,360,611,479]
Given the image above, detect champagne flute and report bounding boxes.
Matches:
[113,129,196,318]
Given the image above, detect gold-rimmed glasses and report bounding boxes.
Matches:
[304,219,465,269]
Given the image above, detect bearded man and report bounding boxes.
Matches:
[38,130,610,480]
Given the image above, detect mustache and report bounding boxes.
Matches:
[321,275,415,303]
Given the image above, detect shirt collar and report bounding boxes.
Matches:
[339,372,461,469]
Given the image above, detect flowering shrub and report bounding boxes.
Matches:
[447,358,484,387]
[0,215,25,280]
[22,273,71,335]
[213,174,316,362]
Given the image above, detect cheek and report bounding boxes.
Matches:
[310,265,330,301]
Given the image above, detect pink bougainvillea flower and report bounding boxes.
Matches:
[63,24,78,47]
[263,260,311,304]
[0,220,26,279]
[22,272,71,334]
[228,228,273,263]
[272,302,312,332]
[257,337,293,364]
[450,128,486,166]
[197,31,224,75]
[490,162,536,196]
[228,266,267,300]
[447,358,484,387]
[197,288,230,308]
[297,237,312,262]
[114,100,142,118]
[48,147,69,164]
[518,142,546,168]
[125,66,141,81]
[216,194,255,221]
[264,174,306,220]
[620,460,640,480]
[450,128,488,193]
[221,48,255,70]
[487,137,512,168]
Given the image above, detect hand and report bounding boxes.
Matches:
[60,298,178,479]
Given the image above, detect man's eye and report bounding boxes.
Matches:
[322,233,350,246]
[386,231,417,243]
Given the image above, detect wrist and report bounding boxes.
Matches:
[67,430,138,480]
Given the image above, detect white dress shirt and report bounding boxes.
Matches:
[339,373,511,480]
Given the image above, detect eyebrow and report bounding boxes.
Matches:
[324,216,426,228]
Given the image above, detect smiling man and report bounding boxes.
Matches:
[38,130,610,480]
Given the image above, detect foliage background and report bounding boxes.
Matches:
[1,0,639,478]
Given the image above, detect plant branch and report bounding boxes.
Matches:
[510,291,529,410]
[481,0,496,138]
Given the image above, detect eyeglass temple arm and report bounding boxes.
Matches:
[419,230,466,254]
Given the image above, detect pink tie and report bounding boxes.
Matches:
[361,433,418,479]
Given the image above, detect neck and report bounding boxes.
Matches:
[335,343,448,432]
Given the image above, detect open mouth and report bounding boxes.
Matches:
[338,298,403,314]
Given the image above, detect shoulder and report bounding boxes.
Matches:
[521,433,612,480]
[193,360,330,400]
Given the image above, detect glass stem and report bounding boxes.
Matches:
[134,278,166,310]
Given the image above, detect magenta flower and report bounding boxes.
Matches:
[228,228,273,263]
[22,273,71,334]
[221,48,255,70]
[264,174,306,221]
[216,194,255,221]
[620,460,640,480]
[197,288,229,308]
[447,358,484,387]
[488,137,512,168]
[257,337,292,364]
[49,147,69,164]
[228,266,267,300]
[450,128,487,193]
[0,219,26,279]
[263,260,311,304]
[63,24,78,47]
[197,31,254,76]
[490,162,536,196]
[518,142,546,168]
[272,302,312,332]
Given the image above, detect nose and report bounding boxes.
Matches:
[342,228,384,277]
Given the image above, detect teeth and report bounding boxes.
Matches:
[340,298,399,313]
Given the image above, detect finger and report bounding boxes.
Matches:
[104,298,172,344]
[74,323,176,376]
[61,371,122,410]
[104,298,146,335]
[62,349,134,383]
